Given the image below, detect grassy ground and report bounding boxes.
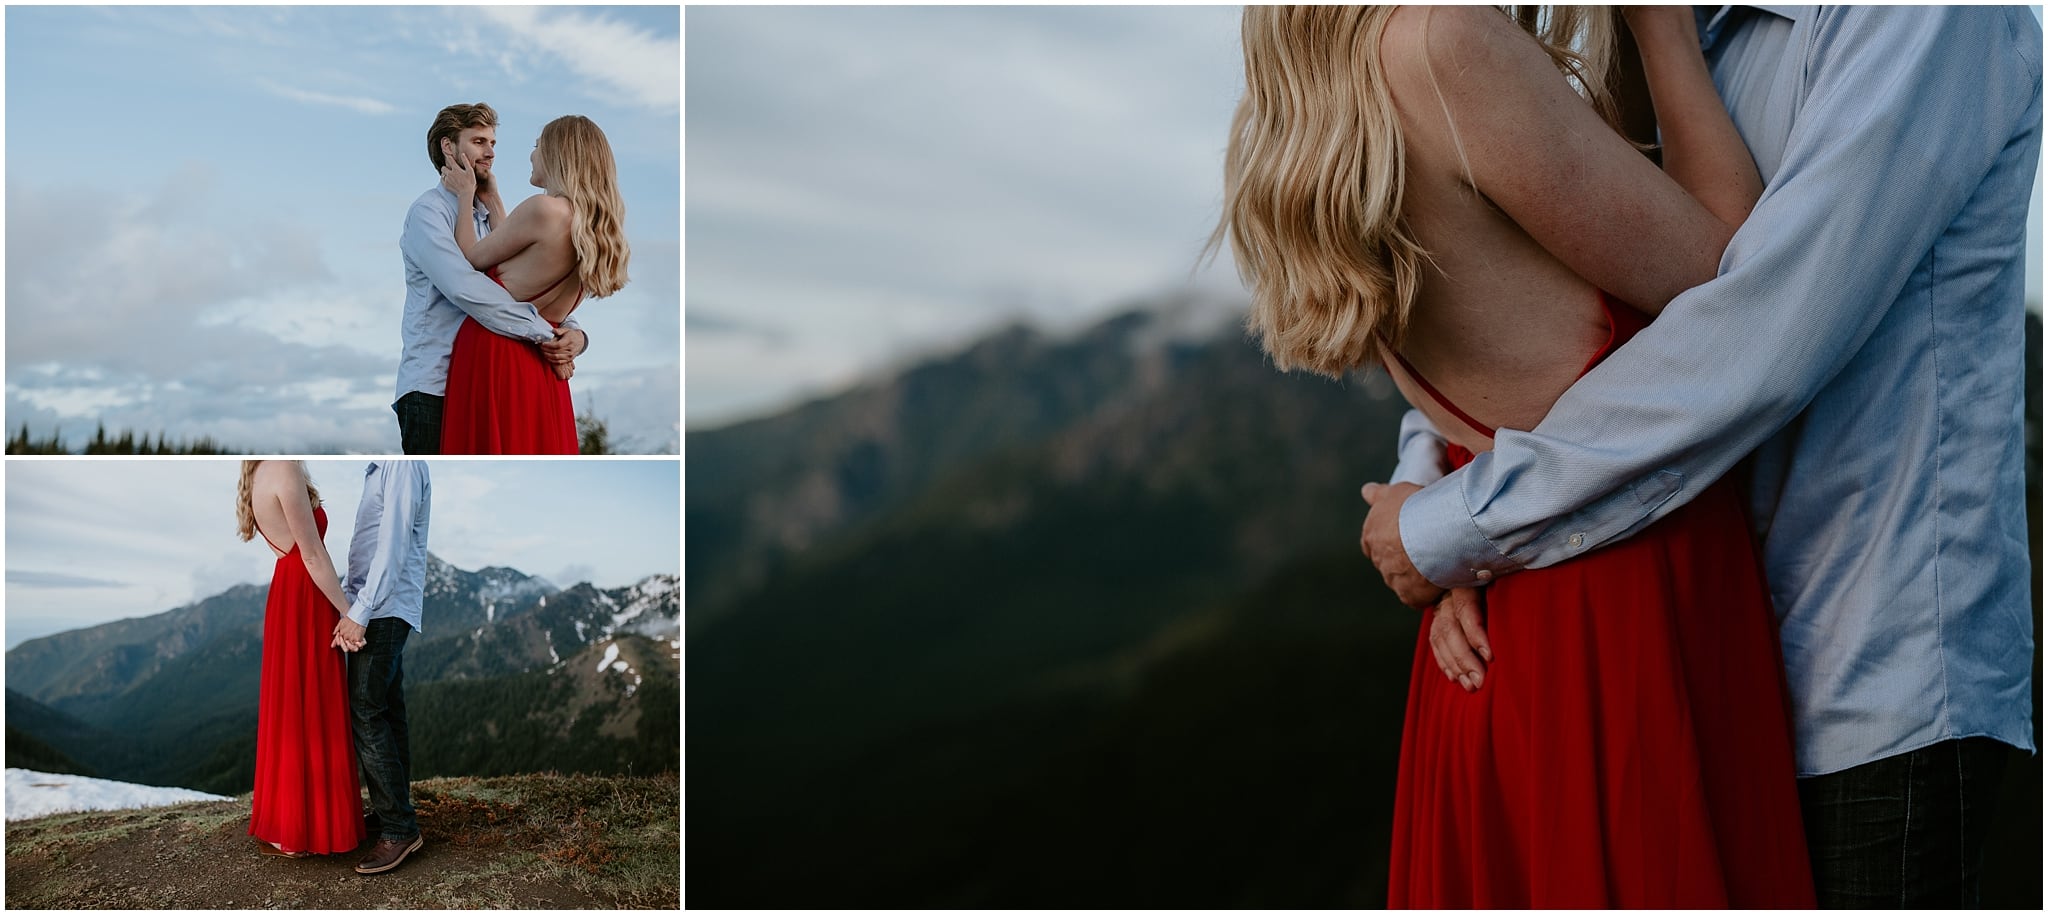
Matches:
[5,772,677,909]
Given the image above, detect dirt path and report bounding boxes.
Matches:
[6,774,677,909]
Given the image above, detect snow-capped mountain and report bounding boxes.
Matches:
[408,574,680,683]
[421,556,559,635]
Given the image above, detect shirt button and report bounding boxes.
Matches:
[1568,533,1585,549]
[1474,569,1493,582]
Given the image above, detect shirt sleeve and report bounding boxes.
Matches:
[346,463,423,625]
[1399,6,2042,587]
[401,198,557,343]
[1388,409,1451,487]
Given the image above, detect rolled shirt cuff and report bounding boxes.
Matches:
[1398,475,1522,589]
[346,603,373,627]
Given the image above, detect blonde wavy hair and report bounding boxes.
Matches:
[236,461,320,543]
[1213,6,1629,377]
[536,115,631,299]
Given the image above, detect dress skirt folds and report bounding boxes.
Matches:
[439,266,579,455]
[248,507,367,855]
[1385,298,1816,907]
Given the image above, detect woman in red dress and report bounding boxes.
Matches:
[1214,6,1815,907]
[238,460,365,858]
[437,115,632,454]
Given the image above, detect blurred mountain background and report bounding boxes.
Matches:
[5,557,679,795]
[686,298,2043,908]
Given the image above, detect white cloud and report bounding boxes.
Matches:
[261,81,396,115]
[478,7,679,110]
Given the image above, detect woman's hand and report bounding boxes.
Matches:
[439,140,477,200]
[552,359,575,381]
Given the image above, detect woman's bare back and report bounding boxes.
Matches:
[1381,171,1618,456]
[1375,8,1647,456]
[490,194,583,323]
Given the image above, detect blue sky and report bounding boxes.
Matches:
[686,5,2044,430]
[6,6,680,453]
[4,459,681,648]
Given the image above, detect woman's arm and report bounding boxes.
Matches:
[1381,6,1748,311]
[271,466,353,621]
[455,195,564,273]
[1623,7,1762,230]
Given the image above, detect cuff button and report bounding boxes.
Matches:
[1474,569,1493,582]
[1568,533,1585,549]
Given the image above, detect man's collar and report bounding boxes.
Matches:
[432,184,489,217]
[1698,5,1805,51]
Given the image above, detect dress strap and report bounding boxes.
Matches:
[485,265,579,302]
[254,522,290,555]
[1387,289,1646,441]
[533,267,578,300]
[1387,345,1498,438]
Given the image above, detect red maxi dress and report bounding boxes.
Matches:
[248,506,367,855]
[439,267,581,454]
[1385,294,1816,908]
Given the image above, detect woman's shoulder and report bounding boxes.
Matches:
[514,192,574,224]
[1380,5,1546,97]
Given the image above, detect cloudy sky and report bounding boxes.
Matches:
[685,5,2044,431]
[6,6,680,453]
[5,459,680,648]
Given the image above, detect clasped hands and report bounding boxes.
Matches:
[1360,481,1493,693]
[541,327,583,381]
[332,616,367,653]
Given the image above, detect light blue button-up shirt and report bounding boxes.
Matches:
[395,186,580,401]
[1394,6,2038,775]
[343,460,431,632]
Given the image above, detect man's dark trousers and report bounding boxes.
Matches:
[1799,737,2011,907]
[393,392,442,455]
[349,617,419,841]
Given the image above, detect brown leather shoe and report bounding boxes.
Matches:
[354,834,424,874]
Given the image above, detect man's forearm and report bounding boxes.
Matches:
[402,204,554,342]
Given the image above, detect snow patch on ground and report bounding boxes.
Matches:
[546,629,559,663]
[6,769,229,821]
[595,641,619,673]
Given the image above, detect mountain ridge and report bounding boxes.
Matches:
[6,557,678,795]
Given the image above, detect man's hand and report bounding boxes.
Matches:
[1360,481,1444,607]
[333,617,367,653]
[1429,587,1492,692]
[540,326,586,364]
[439,140,477,199]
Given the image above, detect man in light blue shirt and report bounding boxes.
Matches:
[1359,6,2037,906]
[334,460,430,875]
[395,102,588,454]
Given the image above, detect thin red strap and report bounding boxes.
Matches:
[534,267,577,300]
[1387,345,1497,438]
[254,522,290,555]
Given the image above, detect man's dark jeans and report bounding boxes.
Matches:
[1799,737,2011,908]
[393,392,443,455]
[349,617,419,841]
